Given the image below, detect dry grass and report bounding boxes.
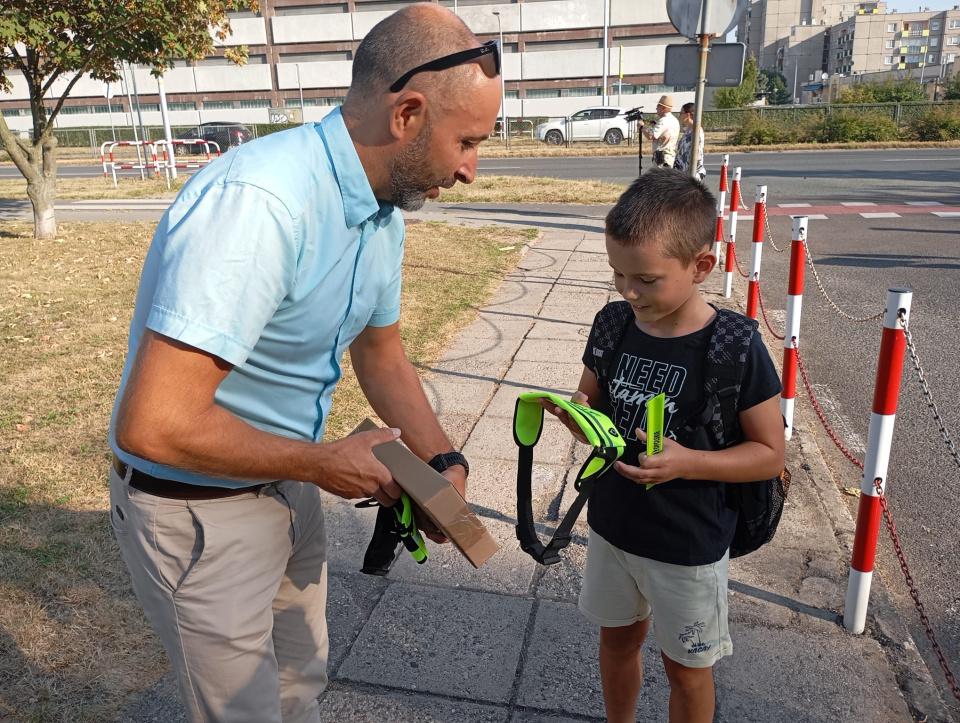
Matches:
[0,219,531,721]
[0,176,183,202]
[431,174,628,205]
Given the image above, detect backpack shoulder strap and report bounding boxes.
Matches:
[702,308,759,448]
[590,301,634,388]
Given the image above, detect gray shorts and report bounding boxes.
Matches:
[578,527,732,668]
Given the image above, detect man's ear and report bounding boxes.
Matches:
[390,92,427,142]
[692,247,716,282]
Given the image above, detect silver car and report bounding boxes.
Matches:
[535,106,634,145]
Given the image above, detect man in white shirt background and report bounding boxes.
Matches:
[638,94,681,168]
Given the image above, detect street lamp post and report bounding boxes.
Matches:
[492,11,507,144]
[296,63,305,122]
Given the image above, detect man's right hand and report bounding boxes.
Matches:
[316,428,404,506]
[539,392,591,445]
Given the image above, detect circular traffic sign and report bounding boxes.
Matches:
[667,0,748,39]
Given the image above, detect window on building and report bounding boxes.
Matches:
[90,105,110,114]
[928,53,938,63]
[887,23,897,32]
[203,100,235,110]
[275,4,347,15]
[884,56,893,65]
[905,54,920,63]
[951,19,960,28]
[526,88,562,99]
[279,52,352,63]
[525,39,603,52]
[932,20,940,30]
[565,87,602,97]
[168,102,196,112]
[239,99,271,108]
[227,9,261,18]
[505,90,519,99]
[1,108,30,117]
[138,104,160,112]
[885,39,894,48]
[930,37,939,47]
[949,36,960,45]
[60,105,91,114]
[947,52,958,62]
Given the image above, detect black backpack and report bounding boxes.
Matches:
[590,301,790,559]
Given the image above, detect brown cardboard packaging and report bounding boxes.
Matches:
[352,418,500,568]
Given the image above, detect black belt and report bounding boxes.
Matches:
[111,454,267,500]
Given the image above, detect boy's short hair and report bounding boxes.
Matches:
[605,169,716,266]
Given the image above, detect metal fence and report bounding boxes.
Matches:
[701,101,959,131]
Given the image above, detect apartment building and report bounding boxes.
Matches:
[737,0,960,100]
[1,0,696,132]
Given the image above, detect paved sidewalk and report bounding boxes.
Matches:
[119,216,952,723]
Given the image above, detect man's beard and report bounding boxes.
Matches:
[387,120,455,212]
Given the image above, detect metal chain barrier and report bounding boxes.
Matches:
[733,249,750,279]
[800,237,885,323]
[793,338,865,469]
[757,284,785,340]
[875,476,960,709]
[763,202,787,253]
[900,310,960,473]
[792,330,960,707]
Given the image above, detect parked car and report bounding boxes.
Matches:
[534,107,634,145]
[174,122,251,154]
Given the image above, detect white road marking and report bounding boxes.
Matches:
[860,212,901,218]
[932,212,960,218]
[882,157,960,162]
[791,214,829,220]
[905,201,944,206]
[778,203,812,208]
[841,202,877,207]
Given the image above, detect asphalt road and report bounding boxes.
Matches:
[5,147,960,206]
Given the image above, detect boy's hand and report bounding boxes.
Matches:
[539,392,590,445]
[614,429,695,486]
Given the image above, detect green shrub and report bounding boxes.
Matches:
[806,112,899,142]
[909,107,960,141]
[729,112,786,145]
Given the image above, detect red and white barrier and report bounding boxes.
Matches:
[745,185,766,319]
[713,154,729,260]
[779,216,807,440]
[843,287,913,634]
[722,166,741,298]
[105,141,162,186]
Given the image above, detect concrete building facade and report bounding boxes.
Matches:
[1,0,696,133]
[738,0,960,101]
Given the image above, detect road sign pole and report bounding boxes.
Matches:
[690,0,712,180]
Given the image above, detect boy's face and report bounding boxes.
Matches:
[606,235,714,327]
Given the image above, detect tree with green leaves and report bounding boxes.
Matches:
[943,73,960,101]
[713,54,758,109]
[758,69,791,105]
[0,1,255,238]
[836,76,926,104]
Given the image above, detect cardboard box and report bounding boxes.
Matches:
[352,418,499,568]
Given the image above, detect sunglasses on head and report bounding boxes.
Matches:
[389,39,501,94]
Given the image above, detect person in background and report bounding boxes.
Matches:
[674,102,706,180]
[637,94,680,168]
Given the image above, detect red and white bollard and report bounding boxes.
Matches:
[713,155,729,260]
[779,216,807,441]
[843,287,913,634]
[722,166,741,298]
[745,185,766,319]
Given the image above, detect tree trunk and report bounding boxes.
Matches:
[0,116,59,239]
[26,173,57,239]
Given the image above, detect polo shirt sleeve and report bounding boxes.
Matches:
[652,117,667,140]
[367,222,404,328]
[146,181,299,367]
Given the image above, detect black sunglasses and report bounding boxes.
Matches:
[389,39,501,94]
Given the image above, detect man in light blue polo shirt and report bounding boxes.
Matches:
[107,5,503,722]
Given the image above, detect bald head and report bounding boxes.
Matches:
[345,3,483,111]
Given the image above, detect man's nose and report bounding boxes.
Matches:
[455,152,478,185]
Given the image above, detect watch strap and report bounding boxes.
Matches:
[427,451,469,477]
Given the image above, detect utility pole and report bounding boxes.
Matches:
[690,0,712,180]
[493,11,507,144]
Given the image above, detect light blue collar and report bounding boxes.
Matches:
[318,108,384,228]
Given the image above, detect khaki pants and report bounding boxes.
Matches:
[109,466,329,723]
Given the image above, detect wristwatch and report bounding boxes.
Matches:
[427,451,469,478]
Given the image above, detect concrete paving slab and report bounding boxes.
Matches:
[388,515,538,596]
[423,376,497,417]
[318,689,508,722]
[526,320,592,341]
[458,316,534,341]
[516,600,671,720]
[510,713,594,723]
[486,280,553,316]
[441,333,525,366]
[336,584,533,704]
[532,539,587,604]
[320,494,377,575]
[431,356,510,381]
[770,475,843,554]
[327,572,391,672]
[502,361,584,391]
[468,458,567,510]
[437,413,479,450]
[463,416,573,466]
[513,338,592,365]
[537,302,608,324]
[714,623,915,722]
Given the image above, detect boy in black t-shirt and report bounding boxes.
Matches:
[543,169,784,723]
